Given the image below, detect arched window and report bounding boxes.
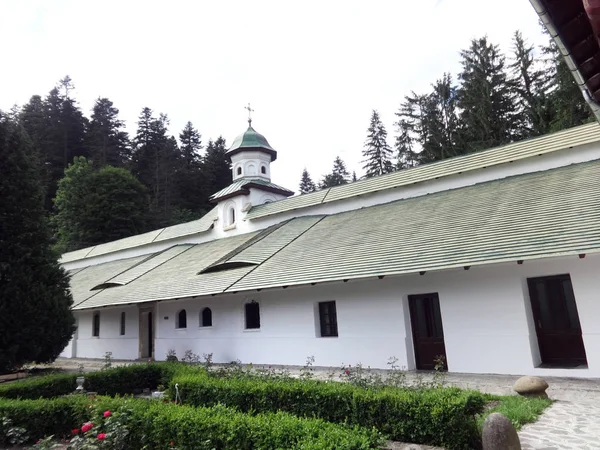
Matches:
[236,166,242,176]
[245,302,260,329]
[229,207,235,225]
[201,307,212,327]
[176,309,187,329]
[120,312,126,336]
[92,312,100,337]
[261,166,266,174]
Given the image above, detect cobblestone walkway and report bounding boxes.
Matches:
[518,400,600,450]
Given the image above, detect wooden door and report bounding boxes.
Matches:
[527,275,587,366]
[408,293,448,370]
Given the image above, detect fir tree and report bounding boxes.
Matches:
[509,31,553,138]
[299,168,317,194]
[542,37,593,131]
[457,37,517,152]
[0,113,75,372]
[362,110,394,178]
[87,97,130,167]
[177,121,205,214]
[320,156,350,188]
[53,157,149,252]
[352,171,358,182]
[203,136,231,202]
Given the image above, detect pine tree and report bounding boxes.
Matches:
[457,37,517,152]
[131,108,181,225]
[0,113,75,371]
[352,171,358,182]
[362,110,394,178]
[203,136,231,202]
[320,156,350,188]
[53,157,149,251]
[542,37,593,131]
[87,97,130,167]
[299,168,317,194]
[176,121,205,214]
[509,31,553,138]
[179,121,203,168]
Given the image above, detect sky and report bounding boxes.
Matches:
[0,0,546,191]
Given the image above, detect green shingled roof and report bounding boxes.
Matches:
[60,207,218,264]
[247,123,600,220]
[209,177,293,202]
[69,159,600,310]
[227,126,277,161]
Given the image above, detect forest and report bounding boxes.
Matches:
[3,30,593,253]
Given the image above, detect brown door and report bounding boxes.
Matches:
[408,293,448,370]
[527,275,587,367]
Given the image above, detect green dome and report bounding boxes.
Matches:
[227,125,277,161]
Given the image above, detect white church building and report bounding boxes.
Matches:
[59,120,600,378]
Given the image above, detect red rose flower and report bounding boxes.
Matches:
[72,428,80,435]
[345,369,350,375]
[103,410,111,418]
[97,433,106,440]
[170,441,175,446]
[81,422,94,433]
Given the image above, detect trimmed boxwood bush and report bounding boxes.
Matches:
[0,396,383,449]
[170,373,485,449]
[0,363,182,399]
[0,373,77,399]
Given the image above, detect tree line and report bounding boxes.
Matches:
[298,31,593,194]
[12,76,232,252]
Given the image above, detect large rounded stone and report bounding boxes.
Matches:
[513,376,549,398]
[482,412,521,450]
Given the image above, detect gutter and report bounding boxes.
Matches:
[529,0,600,122]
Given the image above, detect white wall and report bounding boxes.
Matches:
[74,306,140,360]
[68,254,600,378]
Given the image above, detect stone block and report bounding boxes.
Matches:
[513,376,549,398]
[482,412,521,450]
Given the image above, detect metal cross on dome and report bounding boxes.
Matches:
[245,103,254,126]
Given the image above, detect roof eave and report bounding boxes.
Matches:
[530,0,600,122]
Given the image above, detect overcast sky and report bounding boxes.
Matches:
[0,0,545,191]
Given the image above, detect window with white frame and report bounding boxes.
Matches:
[245,302,260,329]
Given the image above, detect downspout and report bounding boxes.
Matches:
[529,0,600,122]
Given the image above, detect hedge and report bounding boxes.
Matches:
[0,396,383,450]
[170,373,485,449]
[0,363,182,399]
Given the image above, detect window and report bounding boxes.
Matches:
[318,301,338,337]
[92,312,100,337]
[201,307,212,327]
[236,166,242,176]
[229,207,235,225]
[245,302,260,329]
[261,166,266,174]
[176,309,187,329]
[120,312,126,336]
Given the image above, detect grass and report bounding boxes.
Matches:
[477,394,552,431]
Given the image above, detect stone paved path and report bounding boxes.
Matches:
[518,400,600,450]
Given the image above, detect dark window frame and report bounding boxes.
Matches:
[245,302,260,329]
[176,309,187,329]
[261,166,266,174]
[92,312,100,337]
[120,312,126,336]
[318,301,338,337]
[237,166,242,175]
[201,307,212,327]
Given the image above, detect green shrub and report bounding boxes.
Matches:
[0,363,184,399]
[0,396,383,449]
[0,373,77,399]
[171,373,485,449]
[0,396,89,439]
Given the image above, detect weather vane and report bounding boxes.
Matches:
[245,103,254,126]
